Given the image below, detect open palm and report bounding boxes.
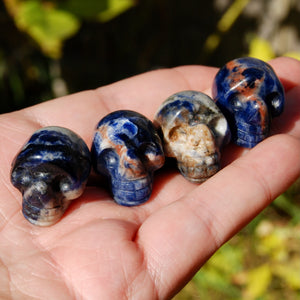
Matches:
[1,57,300,299]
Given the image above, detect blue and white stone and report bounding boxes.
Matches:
[91,110,165,206]
[154,90,230,183]
[213,57,285,148]
[11,126,91,226]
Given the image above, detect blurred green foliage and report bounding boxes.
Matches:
[174,1,300,298]
[175,186,300,299]
[4,0,135,58]
[1,0,299,113]
[0,0,136,112]
[16,0,80,58]
[1,1,300,298]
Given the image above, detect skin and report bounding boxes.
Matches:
[0,57,300,299]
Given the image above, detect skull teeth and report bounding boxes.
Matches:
[178,162,219,183]
[111,176,152,206]
[22,200,70,226]
[236,129,266,146]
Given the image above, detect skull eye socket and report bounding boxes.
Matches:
[265,92,282,117]
[139,142,156,157]
[11,166,31,188]
[168,126,187,143]
[228,95,243,110]
[138,142,164,171]
[96,148,119,176]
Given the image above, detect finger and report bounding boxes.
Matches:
[268,56,300,138]
[136,134,300,299]
[272,85,300,137]
[269,57,300,91]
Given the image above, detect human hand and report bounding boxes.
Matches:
[1,57,300,299]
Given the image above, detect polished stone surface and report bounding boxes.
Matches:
[154,90,230,183]
[213,57,285,148]
[92,110,164,206]
[11,126,91,226]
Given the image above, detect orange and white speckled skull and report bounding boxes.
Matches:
[154,91,231,183]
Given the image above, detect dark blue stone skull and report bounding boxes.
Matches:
[11,126,91,226]
[91,110,164,206]
[213,57,285,148]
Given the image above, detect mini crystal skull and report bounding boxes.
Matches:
[91,110,165,206]
[213,57,285,148]
[10,126,91,226]
[154,90,230,183]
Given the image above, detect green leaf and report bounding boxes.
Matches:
[58,0,135,22]
[196,267,242,297]
[217,0,250,33]
[273,259,300,290]
[273,193,300,223]
[58,0,108,19]
[248,36,275,62]
[98,0,135,22]
[207,243,243,274]
[187,243,243,298]
[255,221,289,262]
[244,264,272,299]
[16,0,80,58]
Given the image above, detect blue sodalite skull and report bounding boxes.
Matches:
[154,91,231,183]
[213,57,285,148]
[11,126,91,226]
[91,110,165,206]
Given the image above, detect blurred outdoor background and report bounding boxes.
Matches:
[1,0,300,299]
